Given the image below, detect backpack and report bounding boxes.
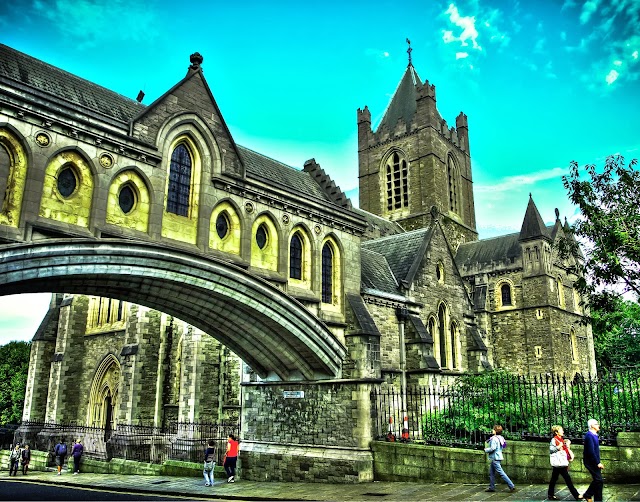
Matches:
[57,443,67,456]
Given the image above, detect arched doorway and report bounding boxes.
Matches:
[87,355,120,438]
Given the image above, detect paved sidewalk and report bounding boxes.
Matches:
[5,470,640,501]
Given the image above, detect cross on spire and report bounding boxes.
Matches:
[406,38,413,66]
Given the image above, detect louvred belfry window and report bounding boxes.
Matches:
[167,144,192,216]
[386,152,408,210]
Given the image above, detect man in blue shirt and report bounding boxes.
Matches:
[580,419,604,502]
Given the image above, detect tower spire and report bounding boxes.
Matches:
[406,38,413,67]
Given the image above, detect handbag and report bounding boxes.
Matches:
[204,460,215,472]
[550,444,569,467]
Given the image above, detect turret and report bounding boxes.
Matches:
[456,112,469,154]
[357,106,372,147]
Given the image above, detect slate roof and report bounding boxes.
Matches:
[346,294,381,336]
[0,43,145,123]
[360,248,399,294]
[351,207,405,238]
[362,228,430,284]
[376,64,422,132]
[456,224,557,270]
[237,146,332,203]
[456,232,521,269]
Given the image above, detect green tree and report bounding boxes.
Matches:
[0,341,31,424]
[560,155,640,312]
[590,298,640,369]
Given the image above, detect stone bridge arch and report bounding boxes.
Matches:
[0,239,346,381]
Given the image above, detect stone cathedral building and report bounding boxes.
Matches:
[0,43,595,432]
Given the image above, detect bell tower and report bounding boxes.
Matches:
[357,41,477,247]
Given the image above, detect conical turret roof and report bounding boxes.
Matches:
[376,64,422,132]
[519,194,551,242]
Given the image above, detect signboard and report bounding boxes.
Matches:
[283,390,304,399]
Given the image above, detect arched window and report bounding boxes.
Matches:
[118,184,137,214]
[290,233,303,280]
[321,243,334,303]
[57,165,78,198]
[501,283,512,306]
[570,328,578,362]
[450,322,458,369]
[167,144,192,216]
[385,151,408,211]
[447,155,460,214]
[0,144,10,203]
[438,304,447,367]
[557,277,565,308]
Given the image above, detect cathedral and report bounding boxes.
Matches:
[0,42,595,431]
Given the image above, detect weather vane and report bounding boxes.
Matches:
[406,38,413,66]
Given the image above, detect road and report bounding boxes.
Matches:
[0,479,214,501]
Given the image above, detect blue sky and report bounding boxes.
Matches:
[1,0,639,344]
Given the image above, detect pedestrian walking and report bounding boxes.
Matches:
[547,425,580,500]
[203,440,216,486]
[21,444,31,475]
[223,434,239,483]
[9,443,21,476]
[580,418,604,502]
[71,439,83,475]
[54,438,67,475]
[484,424,516,493]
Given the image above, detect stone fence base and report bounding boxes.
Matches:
[239,441,373,483]
[373,433,640,484]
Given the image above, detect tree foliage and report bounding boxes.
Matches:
[0,341,31,424]
[560,155,640,312]
[590,298,640,369]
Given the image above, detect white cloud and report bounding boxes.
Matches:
[456,52,469,59]
[0,293,50,344]
[613,60,623,66]
[534,37,546,54]
[633,50,639,59]
[580,0,600,24]
[606,69,619,84]
[443,3,482,50]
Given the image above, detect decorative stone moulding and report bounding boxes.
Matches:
[314,224,322,235]
[35,132,51,147]
[282,214,290,225]
[99,153,114,168]
[244,201,255,213]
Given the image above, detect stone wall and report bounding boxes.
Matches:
[372,433,640,484]
[239,380,376,482]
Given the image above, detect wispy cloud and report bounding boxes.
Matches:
[30,0,160,49]
[475,167,569,194]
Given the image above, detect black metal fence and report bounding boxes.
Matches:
[11,421,240,465]
[373,369,640,449]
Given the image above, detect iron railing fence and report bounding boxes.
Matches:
[10,421,240,465]
[373,369,640,449]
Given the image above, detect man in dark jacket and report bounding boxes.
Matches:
[581,419,604,502]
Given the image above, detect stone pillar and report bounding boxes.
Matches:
[44,296,88,423]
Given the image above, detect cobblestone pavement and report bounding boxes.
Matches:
[4,470,640,501]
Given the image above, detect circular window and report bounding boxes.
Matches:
[216,212,229,239]
[118,185,136,214]
[256,224,268,249]
[57,166,77,197]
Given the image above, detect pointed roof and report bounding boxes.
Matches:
[519,194,551,242]
[376,64,422,132]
